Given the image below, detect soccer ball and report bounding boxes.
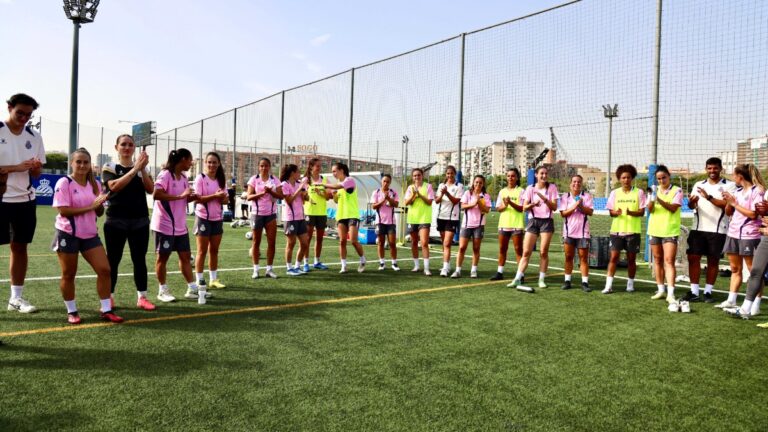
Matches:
[245,231,253,240]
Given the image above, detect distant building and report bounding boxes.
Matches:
[736,136,768,167]
[719,149,738,174]
[435,137,547,178]
[569,164,607,196]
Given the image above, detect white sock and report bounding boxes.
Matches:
[188,282,198,291]
[471,265,478,273]
[159,284,168,292]
[286,262,293,270]
[564,274,572,282]
[539,272,546,281]
[582,276,588,284]
[627,279,634,290]
[360,256,366,264]
[391,259,397,265]
[379,259,386,265]
[302,258,308,266]
[209,270,217,280]
[728,292,738,304]
[314,257,320,265]
[294,261,300,269]
[253,265,260,272]
[137,291,147,299]
[64,299,77,314]
[753,297,762,310]
[413,258,420,268]
[667,285,675,296]
[99,298,111,312]
[266,265,273,272]
[443,261,450,270]
[10,285,22,299]
[341,259,347,267]
[690,283,700,296]
[497,266,504,273]
[196,272,204,282]
[423,258,430,269]
[515,271,524,281]
[704,284,714,294]
[605,276,614,289]
[657,284,665,293]
[742,299,754,314]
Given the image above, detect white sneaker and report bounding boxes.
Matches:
[339,267,348,274]
[411,266,420,273]
[450,269,461,279]
[378,263,386,271]
[251,270,259,279]
[423,269,432,276]
[7,297,37,313]
[666,295,677,304]
[265,269,278,279]
[439,268,449,277]
[668,301,680,312]
[601,287,613,294]
[715,300,737,309]
[157,289,176,303]
[185,288,198,299]
[358,262,366,273]
[651,291,666,300]
[680,301,691,313]
[626,286,635,293]
[470,270,478,279]
[392,264,400,272]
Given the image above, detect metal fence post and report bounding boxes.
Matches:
[232,108,237,183]
[651,0,662,166]
[174,128,177,151]
[457,33,466,181]
[348,67,355,169]
[199,120,204,175]
[279,91,285,173]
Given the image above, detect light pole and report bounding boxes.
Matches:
[602,104,618,197]
[63,0,100,157]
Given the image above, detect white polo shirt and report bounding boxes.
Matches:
[0,122,46,203]
[690,178,736,234]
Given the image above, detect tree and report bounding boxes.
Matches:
[44,152,68,171]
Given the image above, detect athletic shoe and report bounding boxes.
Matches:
[582,282,592,293]
[601,287,613,294]
[358,262,366,273]
[392,264,401,272]
[302,264,311,273]
[470,270,478,279]
[507,279,521,288]
[666,295,677,304]
[538,280,548,289]
[286,268,301,276]
[313,263,329,270]
[198,290,207,305]
[137,297,156,311]
[516,285,535,294]
[703,292,715,303]
[715,300,737,309]
[725,307,751,320]
[626,286,635,293]
[680,301,691,313]
[681,291,700,302]
[439,268,449,277]
[378,263,386,271]
[424,269,432,276]
[450,270,461,279]
[67,312,81,325]
[668,301,680,312]
[157,289,176,303]
[339,267,348,274]
[489,272,504,281]
[184,288,214,300]
[411,266,421,273]
[251,270,259,279]
[265,270,278,279]
[100,311,124,323]
[7,297,37,313]
[209,279,226,289]
[650,291,666,300]
[561,281,572,290]
[198,279,207,288]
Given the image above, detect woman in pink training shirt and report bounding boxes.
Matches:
[507,166,559,291]
[279,164,310,276]
[372,174,400,271]
[451,175,490,278]
[152,149,208,304]
[193,152,229,290]
[247,157,282,279]
[52,148,122,324]
[558,175,594,292]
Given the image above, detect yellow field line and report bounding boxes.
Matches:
[0,279,506,338]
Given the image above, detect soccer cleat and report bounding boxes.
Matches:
[561,281,572,290]
[392,264,401,272]
[100,311,125,323]
[265,269,278,279]
[423,269,432,276]
[703,292,715,303]
[680,301,691,313]
[489,272,504,281]
[358,262,366,273]
[67,312,81,325]
[650,291,666,300]
[137,297,156,311]
[157,289,176,303]
[470,270,478,279]
[725,307,751,320]
[286,268,301,277]
[715,300,737,309]
[185,288,199,299]
[7,297,37,313]
[302,264,311,273]
[681,291,700,302]
[251,270,259,279]
[439,268,449,277]
[601,287,613,294]
[668,301,680,313]
[378,263,386,271]
[582,282,592,293]
[313,262,329,270]
[666,295,677,304]
[198,290,207,305]
[450,270,461,279]
[507,279,521,288]
[339,267,348,274]
[209,279,226,289]
[538,280,548,289]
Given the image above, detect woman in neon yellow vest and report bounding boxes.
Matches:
[404,168,435,276]
[602,164,647,294]
[321,162,367,273]
[490,167,524,281]
[301,158,332,271]
[648,165,684,303]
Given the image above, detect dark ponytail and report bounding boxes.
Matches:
[163,148,193,180]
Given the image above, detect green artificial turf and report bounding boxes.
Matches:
[1,207,766,432]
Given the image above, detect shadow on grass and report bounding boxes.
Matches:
[0,411,92,432]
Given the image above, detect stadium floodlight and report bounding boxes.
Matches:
[602,104,618,197]
[63,0,100,158]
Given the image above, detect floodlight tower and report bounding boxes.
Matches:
[602,104,618,197]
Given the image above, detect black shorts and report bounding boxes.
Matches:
[194,217,224,237]
[525,218,554,234]
[499,228,524,237]
[284,220,308,236]
[305,215,328,228]
[240,204,249,211]
[250,214,276,231]
[460,226,484,239]
[337,218,359,228]
[649,236,678,246]
[723,236,761,256]
[376,223,396,236]
[436,218,460,233]
[687,230,726,257]
[154,232,191,254]
[609,234,641,253]
[563,237,590,249]
[407,223,430,234]
[0,200,37,245]
[51,230,102,254]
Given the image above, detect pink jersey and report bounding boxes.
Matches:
[728,185,764,240]
[460,191,491,228]
[151,170,189,236]
[372,188,399,225]
[281,180,306,221]
[194,174,224,221]
[404,183,435,203]
[558,192,593,239]
[53,177,102,239]
[247,174,279,216]
[523,183,559,219]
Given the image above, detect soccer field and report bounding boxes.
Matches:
[1,207,766,431]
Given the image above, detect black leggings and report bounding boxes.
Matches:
[104,221,149,293]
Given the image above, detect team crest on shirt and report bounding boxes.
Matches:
[25,141,32,149]
[163,241,170,249]
[36,179,54,198]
